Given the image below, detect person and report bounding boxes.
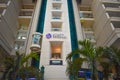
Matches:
[98,71,103,80]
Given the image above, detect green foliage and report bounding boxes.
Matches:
[66,39,120,80]
[66,39,104,80]
[66,57,85,75]
[2,51,41,80]
[103,47,120,79]
[18,66,41,80]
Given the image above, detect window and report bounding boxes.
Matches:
[17,32,27,40]
[50,41,62,59]
[53,0,61,1]
[51,22,62,31]
[14,43,24,50]
[52,3,61,10]
[50,41,63,65]
[52,12,62,20]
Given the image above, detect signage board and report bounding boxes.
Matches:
[46,33,66,39]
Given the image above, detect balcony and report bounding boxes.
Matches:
[112,38,120,49]
[14,42,25,53]
[111,21,120,28]
[52,12,62,22]
[109,28,120,49]
[30,32,42,52]
[16,32,27,42]
[0,0,9,4]
[52,0,62,3]
[107,11,120,21]
[52,16,61,20]
[82,27,96,43]
[81,20,94,30]
[80,11,94,28]
[22,4,35,9]
[101,21,120,47]
[52,3,61,11]
[19,4,34,19]
[0,0,9,16]
[0,4,7,9]
[51,22,62,31]
[84,28,93,32]
[51,28,61,31]
[102,0,120,3]
[18,15,31,28]
[53,0,62,1]
[108,11,120,17]
[51,16,62,22]
[80,11,93,18]
[19,10,33,18]
[103,3,120,12]
[85,32,96,43]
[18,26,28,31]
[103,2,120,9]
[52,7,61,10]
[0,8,4,15]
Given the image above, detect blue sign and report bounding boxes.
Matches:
[78,68,91,80]
[33,34,41,44]
[46,33,52,39]
[78,71,85,78]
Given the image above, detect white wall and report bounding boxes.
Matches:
[72,0,83,42]
[0,0,20,54]
[40,0,71,80]
[92,0,119,47]
[26,0,42,54]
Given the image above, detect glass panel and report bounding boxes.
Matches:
[53,0,61,1]
[51,28,61,31]
[32,33,41,45]
[17,32,27,40]
[80,12,93,18]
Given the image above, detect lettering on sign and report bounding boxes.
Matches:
[46,33,66,39]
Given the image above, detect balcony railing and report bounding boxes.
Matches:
[107,11,120,18]
[53,0,61,1]
[80,12,93,18]
[84,32,96,43]
[106,7,120,12]
[16,32,27,41]
[22,4,35,9]
[0,4,7,8]
[51,28,61,31]
[52,7,61,10]
[110,17,120,21]
[19,11,33,16]
[102,0,120,3]
[19,26,28,30]
[17,36,27,40]
[111,21,120,28]
[0,0,9,4]
[52,17,61,20]
[103,2,120,8]
[84,28,93,31]
[0,8,4,14]
[14,43,25,53]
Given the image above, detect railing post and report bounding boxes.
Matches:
[41,65,45,80]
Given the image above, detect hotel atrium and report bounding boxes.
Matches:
[0,0,120,80]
